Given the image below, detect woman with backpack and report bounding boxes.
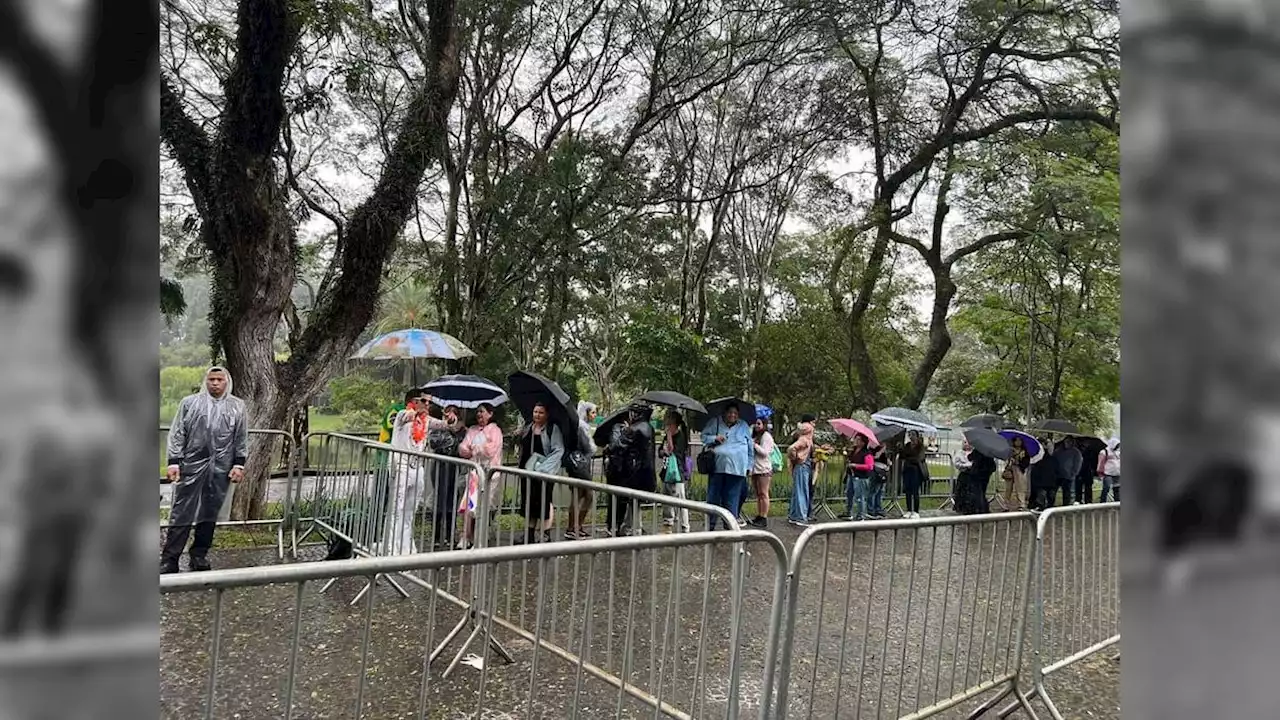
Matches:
[749,418,779,528]
[1098,437,1121,502]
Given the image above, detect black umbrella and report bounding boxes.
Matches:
[637,390,707,415]
[507,370,577,451]
[420,374,508,409]
[697,397,757,429]
[592,403,654,447]
[1074,435,1107,467]
[1031,418,1081,435]
[872,423,907,445]
[964,427,1013,460]
[961,413,1005,430]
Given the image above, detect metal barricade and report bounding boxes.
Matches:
[159,530,787,720]
[775,512,1040,720]
[486,465,741,542]
[159,426,295,561]
[923,451,955,498]
[1007,503,1120,720]
[290,433,487,604]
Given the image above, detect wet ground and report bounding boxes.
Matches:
[160,510,1120,719]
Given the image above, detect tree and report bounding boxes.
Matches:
[935,125,1119,428]
[161,0,462,518]
[815,0,1119,409]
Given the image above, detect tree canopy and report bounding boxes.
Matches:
[160,0,1121,517]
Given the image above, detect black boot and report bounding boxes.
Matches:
[190,556,212,572]
[160,559,180,575]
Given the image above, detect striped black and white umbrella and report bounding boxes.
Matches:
[420,374,508,409]
[870,406,939,434]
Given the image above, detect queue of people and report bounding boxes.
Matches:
[162,370,1120,572]
[258,380,1115,552]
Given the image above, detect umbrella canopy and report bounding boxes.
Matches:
[963,427,1013,460]
[829,418,881,447]
[592,403,653,447]
[870,406,939,433]
[507,371,577,451]
[352,328,475,360]
[637,390,707,415]
[961,413,1006,430]
[420,374,507,409]
[754,404,774,420]
[701,397,757,426]
[999,429,1042,458]
[1030,418,1080,435]
[872,423,907,445]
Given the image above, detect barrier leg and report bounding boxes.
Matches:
[349,574,411,606]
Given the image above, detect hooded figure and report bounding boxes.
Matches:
[604,404,655,533]
[162,366,248,573]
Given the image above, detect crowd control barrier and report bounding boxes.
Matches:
[774,512,1039,719]
[160,530,786,720]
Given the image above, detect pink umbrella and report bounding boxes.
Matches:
[829,418,881,447]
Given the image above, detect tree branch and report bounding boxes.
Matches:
[945,230,1029,269]
[218,0,301,166]
[287,0,461,389]
[160,74,214,209]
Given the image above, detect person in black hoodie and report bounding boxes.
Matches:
[1029,437,1059,511]
[604,404,656,535]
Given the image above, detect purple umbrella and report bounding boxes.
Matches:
[999,429,1041,458]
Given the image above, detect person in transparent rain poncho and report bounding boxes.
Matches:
[162,366,249,574]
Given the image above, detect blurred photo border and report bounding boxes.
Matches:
[0,0,160,715]
[1123,0,1280,717]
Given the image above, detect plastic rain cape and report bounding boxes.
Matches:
[166,367,249,526]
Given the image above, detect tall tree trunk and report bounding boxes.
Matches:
[840,226,891,410]
[162,0,463,520]
[904,271,957,409]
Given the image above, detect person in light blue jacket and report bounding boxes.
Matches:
[701,404,753,530]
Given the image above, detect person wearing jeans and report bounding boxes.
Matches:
[786,422,816,526]
[842,435,875,520]
[700,404,753,530]
[1098,437,1121,502]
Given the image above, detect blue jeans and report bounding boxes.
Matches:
[845,475,869,519]
[707,473,746,530]
[1100,474,1119,502]
[866,481,884,516]
[790,464,812,521]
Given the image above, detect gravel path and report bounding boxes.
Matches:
[160,510,1120,719]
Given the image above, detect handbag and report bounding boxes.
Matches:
[697,419,721,475]
[1001,465,1015,481]
[664,454,682,484]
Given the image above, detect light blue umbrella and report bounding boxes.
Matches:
[351,328,476,384]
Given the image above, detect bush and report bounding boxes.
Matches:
[327,372,398,430]
[160,366,207,423]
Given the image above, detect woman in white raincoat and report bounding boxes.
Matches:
[162,366,248,573]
